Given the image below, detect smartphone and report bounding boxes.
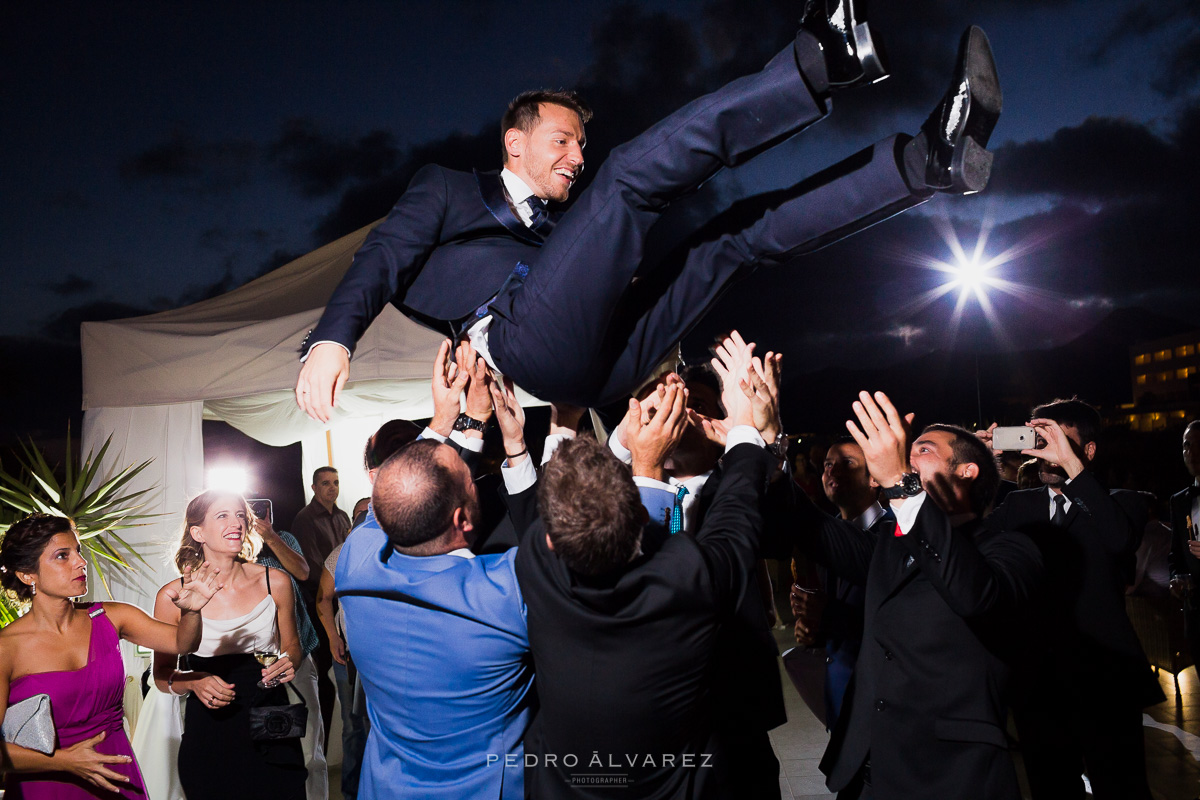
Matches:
[991,426,1037,451]
[248,498,273,525]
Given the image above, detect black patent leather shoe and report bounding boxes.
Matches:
[922,25,1002,194]
[799,0,888,89]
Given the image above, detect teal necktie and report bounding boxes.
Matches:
[670,486,689,535]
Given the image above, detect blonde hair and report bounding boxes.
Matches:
[174,490,261,574]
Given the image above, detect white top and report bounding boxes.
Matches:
[193,593,277,657]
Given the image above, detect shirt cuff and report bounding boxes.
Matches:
[724,425,765,452]
[501,455,538,495]
[542,432,575,465]
[300,340,350,363]
[450,430,485,452]
[891,491,927,536]
[608,430,632,464]
[420,427,447,443]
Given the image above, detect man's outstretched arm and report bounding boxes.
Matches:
[296,164,450,421]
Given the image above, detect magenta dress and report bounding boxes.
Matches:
[5,604,146,799]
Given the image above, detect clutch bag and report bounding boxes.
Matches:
[3,693,56,754]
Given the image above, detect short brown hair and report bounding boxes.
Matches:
[501,90,592,163]
[538,436,642,575]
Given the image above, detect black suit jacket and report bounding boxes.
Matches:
[796,498,1041,799]
[987,472,1162,707]
[509,443,774,799]
[308,166,543,350]
[1168,485,1200,590]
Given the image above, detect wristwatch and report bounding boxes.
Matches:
[452,413,488,433]
[766,432,788,460]
[880,472,922,500]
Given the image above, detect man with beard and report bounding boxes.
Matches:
[984,397,1158,800]
[1170,420,1200,664]
[296,8,1005,415]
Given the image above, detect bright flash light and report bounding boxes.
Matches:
[207,466,251,496]
[946,254,993,296]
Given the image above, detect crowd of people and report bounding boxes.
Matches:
[5,328,1197,800]
[5,2,1197,798]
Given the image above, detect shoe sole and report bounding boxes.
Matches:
[953,135,994,195]
[962,25,1002,149]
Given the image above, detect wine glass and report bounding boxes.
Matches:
[254,650,280,688]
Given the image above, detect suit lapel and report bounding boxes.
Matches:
[474,169,545,246]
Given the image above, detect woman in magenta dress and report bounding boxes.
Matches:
[0,514,221,798]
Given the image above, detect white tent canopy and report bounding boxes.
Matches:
[80,219,542,612]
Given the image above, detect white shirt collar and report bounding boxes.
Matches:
[501,168,539,227]
[447,547,475,560]
[1046,485,1073,518]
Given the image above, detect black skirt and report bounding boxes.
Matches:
[178,652,306,800]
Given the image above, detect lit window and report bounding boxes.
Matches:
[1155,349,1172,361]
[1176,410,1188,419]
[1178,367,1196,380]
[1176,345,1195,357]
[1134,354,1150,365]
[1137,374,1148,385]
[1160,372,1172,382]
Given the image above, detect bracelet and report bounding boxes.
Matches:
[505,448,528,459]
[167,670,188,697]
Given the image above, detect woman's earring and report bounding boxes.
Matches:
[30,582,36,597]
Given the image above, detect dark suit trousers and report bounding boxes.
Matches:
[489,41,928,406]
[1013,674,1152,800]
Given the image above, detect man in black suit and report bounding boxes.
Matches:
[296,9,1004,416]
[490,334,782,798]
[984,398,1159,800]
[786,435,893,731]
[1170,421,1200,659]
[794,391,1041,799]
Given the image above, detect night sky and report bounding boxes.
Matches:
[2,0,1198,440]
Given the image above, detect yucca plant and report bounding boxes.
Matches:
[0,428,159,623]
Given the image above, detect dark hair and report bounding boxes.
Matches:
[312,466,338,485]
[363,419,423,472]
[1031,397,1101,445]
[922,424,1001,516]
[0,514,75,601]
[372,440,467,549]
[538,436,643,576]
[175,491,261,574]
[500,90,592,163]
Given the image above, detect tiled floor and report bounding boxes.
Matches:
[767,626,1200,800]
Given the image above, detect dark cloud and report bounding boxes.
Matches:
[267,119,401,197]
[1091,0,1200,95]
[198,226,273,252]
[988,115,1180,200]
[40,300,154,342]
[120,133,257,195]
[45,273,96,297]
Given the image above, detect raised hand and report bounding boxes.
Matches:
[295,343,350,423]
[742,350,783,440]
[845,390,915,488]
[487,374,526,461]
[626,382,689,481]
[1023,418,1086,479]
[429,339,469,436]
[167,562,223,612]
[456,340,494,425]
[710,331,756,430]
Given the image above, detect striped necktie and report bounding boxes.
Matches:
[669,486,689,535]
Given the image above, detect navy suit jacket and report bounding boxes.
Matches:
[309,166,544,350]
